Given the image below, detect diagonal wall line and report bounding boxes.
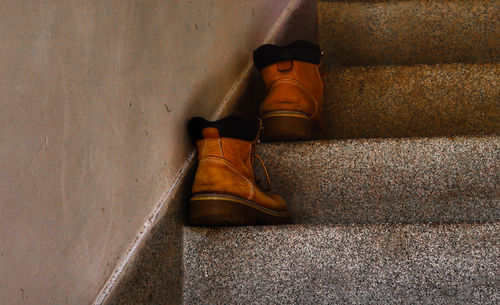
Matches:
[92,1,301,304]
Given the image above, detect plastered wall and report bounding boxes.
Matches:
[0,1,292,304]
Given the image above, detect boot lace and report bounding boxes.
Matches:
[253,153,272,192]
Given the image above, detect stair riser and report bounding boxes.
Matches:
[184,223,500,305]
[319,0,499,66]
[321,62,499,139]
[257,136,500,224]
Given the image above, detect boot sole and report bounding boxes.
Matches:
[262,111,312,141]
[189,193,292,226]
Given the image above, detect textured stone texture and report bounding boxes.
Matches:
[320,62,499,139]
[104,166,194,305]
[257,136,500,224]
[184,223,500,305]
[319,0,499,66]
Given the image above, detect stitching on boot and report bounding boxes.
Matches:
[200,140,205,156]
[275,63,299,80]
[218,139,224,157]
[203,138,224,156]
[200,156,254,200]
[268,79,319,118]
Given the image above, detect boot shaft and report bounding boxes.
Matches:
[189,117,261,196]
[195,129,254,180]
[254,40,324,121]
[260,60,324,112]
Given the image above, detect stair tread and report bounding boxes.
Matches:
[319,0,499,66]
[256,135,500,224]
[321,62,500,139]
[184,222,500,305]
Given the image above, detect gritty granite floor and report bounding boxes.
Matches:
[184,222,500,305]
[319,0,499,66]
[320,62,500,139]
[103,166,194,305]
[257,135,500,224]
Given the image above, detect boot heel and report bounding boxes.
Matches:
[189,199,256,226]
[262,111,312,141]
[189,194,291,226]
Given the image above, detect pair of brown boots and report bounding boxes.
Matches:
[188,41,324,226]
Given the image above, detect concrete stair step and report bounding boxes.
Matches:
[321,62,499,139]
[184,222,500,305]
[256,136,500,224]
[319,0,499,66]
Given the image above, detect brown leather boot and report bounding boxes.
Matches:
[188,116,291,226]
[254,40,324,141]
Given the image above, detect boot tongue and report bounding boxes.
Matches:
[202,127,220,139]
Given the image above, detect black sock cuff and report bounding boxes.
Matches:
[188,116,260,142]
[253,40,322,70]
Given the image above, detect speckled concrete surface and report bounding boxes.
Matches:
[184,223,500,304]
[257,136,500,224]
[320,62,499,139]
[319,0,499,66]
[104,166,194,305]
